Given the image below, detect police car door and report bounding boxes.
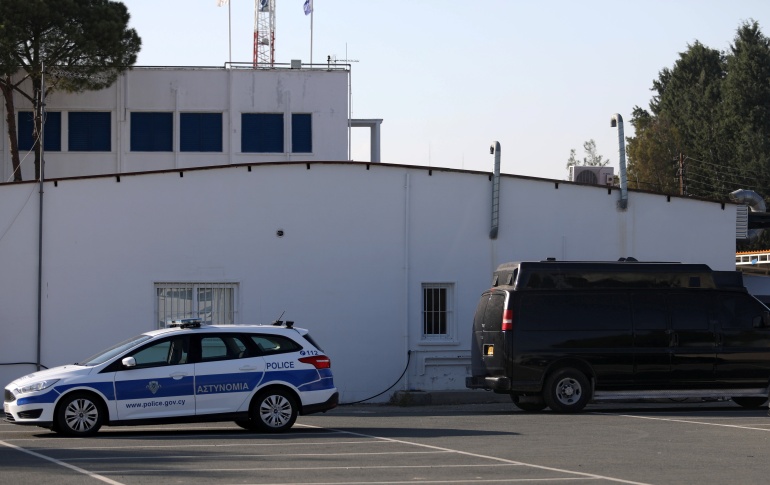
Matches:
[193,334,265,415]
[113,336,196,420]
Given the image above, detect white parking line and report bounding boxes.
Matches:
[65,450,449,462]
[0,439,125,485]
[311,426,653,485]
[598,413,770,431]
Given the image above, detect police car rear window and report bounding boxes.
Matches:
[250,335,302,355]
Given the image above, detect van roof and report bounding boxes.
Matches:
[492,260,742,291]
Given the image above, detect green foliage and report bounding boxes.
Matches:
[566,139,608,168]
[0,0,141,180]
[627,20,770,201]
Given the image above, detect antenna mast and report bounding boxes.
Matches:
[254,0,275,67]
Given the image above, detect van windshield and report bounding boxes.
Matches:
[78,335,153,366]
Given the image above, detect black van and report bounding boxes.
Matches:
[466,260,770,412]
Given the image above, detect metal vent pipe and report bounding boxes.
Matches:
[611,114,628,210]
[490,141,501,239]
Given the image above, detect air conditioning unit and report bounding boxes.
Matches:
[569,166,615,186]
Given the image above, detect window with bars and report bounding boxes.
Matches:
[155,283,237,328]
[422,283,454,339]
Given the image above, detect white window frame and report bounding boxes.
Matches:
[420,282,457,344]
[155,282,238,328]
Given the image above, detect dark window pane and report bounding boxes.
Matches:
[292,113,312,153]
[242,113,283,152]
[18,111,61,152]
[180,113,222,152]
[131,112,173,151]
[69,112,111,151]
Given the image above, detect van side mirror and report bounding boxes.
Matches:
[122,356,137,368]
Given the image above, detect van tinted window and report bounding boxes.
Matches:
[484,293,505,331]
[520,293,630,331]
[632,293,667,330]
[670,294,710,330]
[719,293,766,329]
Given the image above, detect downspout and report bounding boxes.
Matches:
[490,142,500,239]
[611,114,628,210]
[402,172,410,390]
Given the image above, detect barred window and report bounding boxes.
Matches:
[155,283,237,328]
[422,283,453,339]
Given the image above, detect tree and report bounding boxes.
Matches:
[0,0,141,181]
[626,107,682,193]
[566,139,608,169]
[626,21,770,202]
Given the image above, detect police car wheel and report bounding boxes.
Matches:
[252,389,298,433]
[55,392,104,437]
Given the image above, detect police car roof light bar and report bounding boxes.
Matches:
[167,318,203,329]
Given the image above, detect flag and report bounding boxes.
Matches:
[217,0,228,6]
[304,0,313,16]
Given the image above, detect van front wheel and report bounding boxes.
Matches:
[544,368,590,413]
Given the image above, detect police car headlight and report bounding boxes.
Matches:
[14,379,59,395]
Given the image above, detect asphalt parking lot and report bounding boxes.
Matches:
[2,400,770,485]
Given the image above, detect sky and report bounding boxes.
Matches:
[120,0,770,181]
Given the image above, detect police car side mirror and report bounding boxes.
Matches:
[122,356,137,368]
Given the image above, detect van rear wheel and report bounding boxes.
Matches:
[544,368,590,413]
[731,396,767,409]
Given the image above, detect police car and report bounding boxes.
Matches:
[3,319,338,436]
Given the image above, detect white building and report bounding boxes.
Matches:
[0,66,744,403]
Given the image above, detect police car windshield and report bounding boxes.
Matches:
[78,335,153,366]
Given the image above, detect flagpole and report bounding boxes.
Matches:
[228,1,232,64]
[310,6,313,64]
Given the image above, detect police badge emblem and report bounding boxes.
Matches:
[146,380,161,395]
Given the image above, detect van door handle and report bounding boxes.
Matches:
[239,365,258,371]
[170,372,188,380]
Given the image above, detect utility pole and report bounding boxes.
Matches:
[678,153,686,196]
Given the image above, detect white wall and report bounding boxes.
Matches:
[0,67,349,181]
[0,163,738,402]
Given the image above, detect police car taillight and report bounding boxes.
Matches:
[501,309,513,331]
[299,355,331,369]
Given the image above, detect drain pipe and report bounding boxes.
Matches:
[610,114,628,210]
[730,189,766,242]
[490,141,500,239]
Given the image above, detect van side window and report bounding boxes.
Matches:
[720,294,766,329]
[632,294,667,330]
[670,294,710,330]
[520,293,630,331]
